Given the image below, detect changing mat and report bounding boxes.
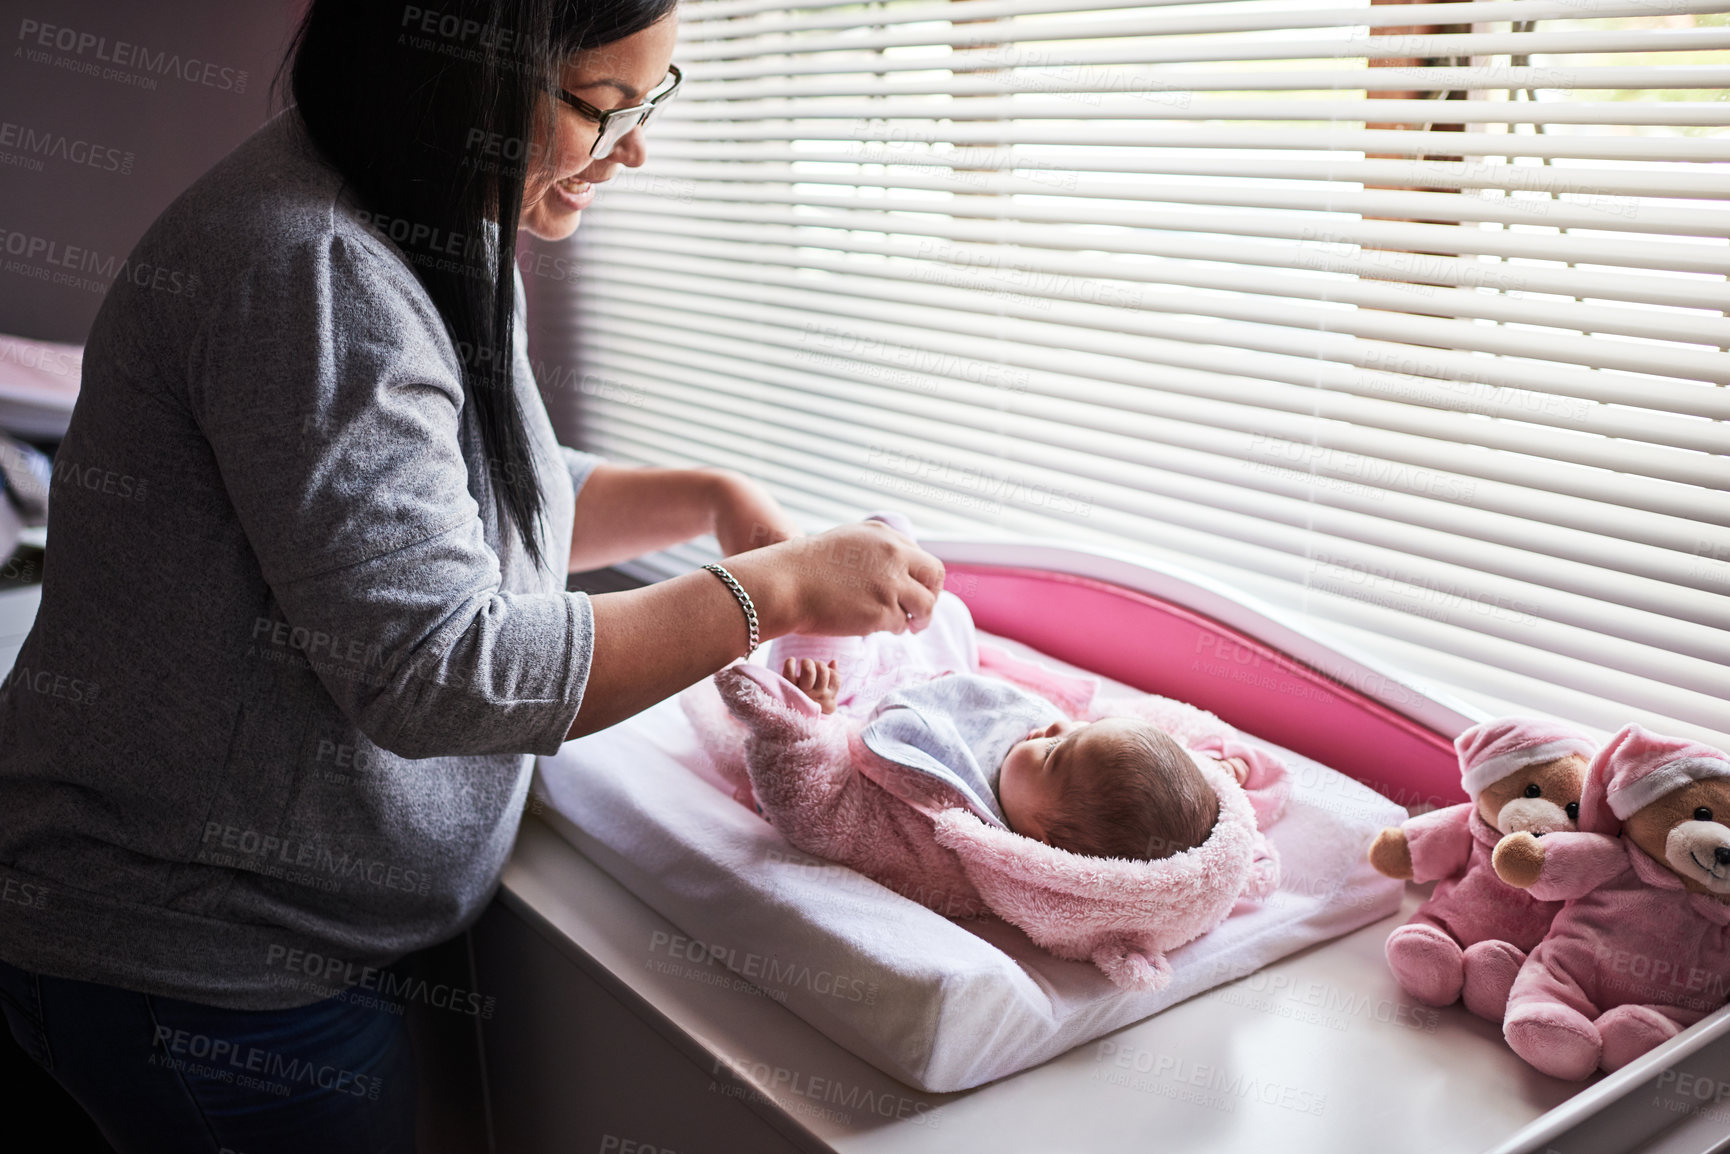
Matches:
[533,629,1405,1092]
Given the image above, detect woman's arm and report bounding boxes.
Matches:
[567,462,800,572]
[566,521,945,739]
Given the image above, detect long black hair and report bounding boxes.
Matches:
[279,0,675,574]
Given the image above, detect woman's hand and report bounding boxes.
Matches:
[711,469,801,555]
[573,519,943,739]
[724,520,945,638]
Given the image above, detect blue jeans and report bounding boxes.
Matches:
[0,957,417,1153]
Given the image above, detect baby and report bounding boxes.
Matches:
[688,584,1286,990]
[781,654,1249,862]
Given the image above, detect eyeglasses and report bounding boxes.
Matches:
[558,64,681,160]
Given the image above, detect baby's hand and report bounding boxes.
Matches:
[781,657,839,715]
[1222,756,1249,785]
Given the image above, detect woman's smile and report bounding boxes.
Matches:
[551,175,598,212]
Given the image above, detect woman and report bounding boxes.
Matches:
[0,1,943,1149]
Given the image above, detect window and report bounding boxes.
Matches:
[556,0,1730,746]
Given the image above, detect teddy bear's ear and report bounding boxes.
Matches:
[1092,935,1174,992]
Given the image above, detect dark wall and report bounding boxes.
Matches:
[0,0,303,344]
[0,0,587,446]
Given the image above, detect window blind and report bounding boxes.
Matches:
[555,0,1730,746]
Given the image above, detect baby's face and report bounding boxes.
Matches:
[999,717,1144,842]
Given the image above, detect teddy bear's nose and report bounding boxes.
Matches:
[1715,846,1730,866]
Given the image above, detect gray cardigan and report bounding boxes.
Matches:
[0,112,601,1009]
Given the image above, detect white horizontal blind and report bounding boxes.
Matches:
[564,0,1730,746]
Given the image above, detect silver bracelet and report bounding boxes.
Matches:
[702,562,760,656]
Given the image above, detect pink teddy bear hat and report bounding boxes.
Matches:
[1456,719,1600,823]
[1599,727,1730,832]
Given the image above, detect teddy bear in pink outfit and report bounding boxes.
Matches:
[1368,718,1596,1020]
[1493,724,1730,1080]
